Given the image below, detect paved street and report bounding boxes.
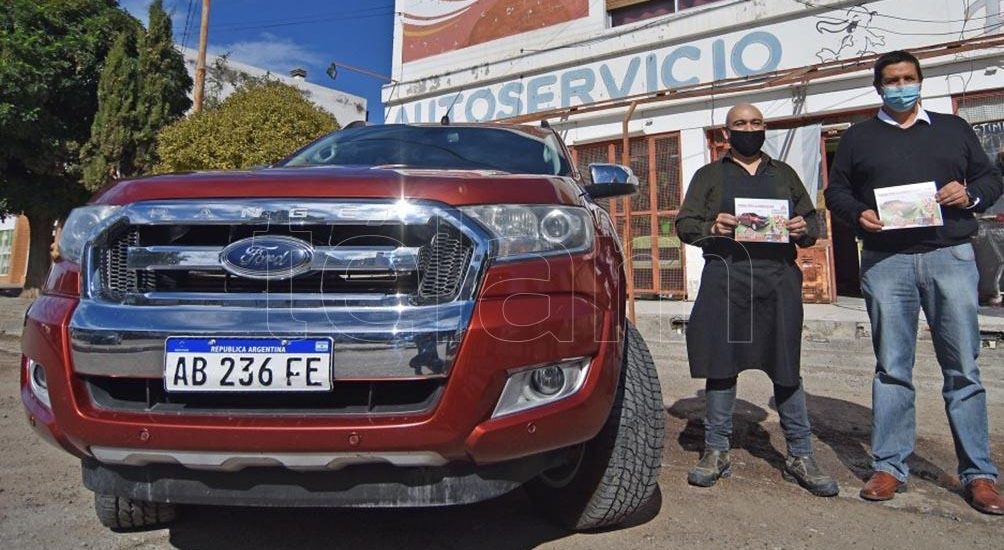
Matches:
[1,297,1002,549]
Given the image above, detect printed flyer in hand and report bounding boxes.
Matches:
[874,181,944,230]
[734,198,789,243]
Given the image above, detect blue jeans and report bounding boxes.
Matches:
[860,243,998,485]
[704,377,814,457]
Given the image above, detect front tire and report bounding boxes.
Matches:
[94,493,176,531]
[526,322,665,530]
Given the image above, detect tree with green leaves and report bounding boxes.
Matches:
[81,31,141,188]
[81,0,190,190]
[0,0,138,290]
[156,81,339,172]
[134,0,192,174]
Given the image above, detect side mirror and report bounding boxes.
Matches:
[584,163,639,198]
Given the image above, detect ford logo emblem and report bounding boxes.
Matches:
[220,236,314,280]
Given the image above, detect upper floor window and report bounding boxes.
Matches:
[608,0,728,27]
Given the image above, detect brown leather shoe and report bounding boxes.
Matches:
[967,479,1004,515]
[860,471,906,501]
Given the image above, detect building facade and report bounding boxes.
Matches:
[179,48,369,126]
[0,215,29,293]
[384,0,1004,303]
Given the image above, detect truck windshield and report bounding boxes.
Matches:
[280,125,573,176]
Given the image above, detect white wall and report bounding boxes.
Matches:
[386,0,1002,123]
[679,128,710,299]
[179,47,368,127]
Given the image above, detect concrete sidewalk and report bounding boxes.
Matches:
[0,298,30,340]
[633,296,1004,343]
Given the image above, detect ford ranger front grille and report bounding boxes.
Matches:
[70,200,492,385]
[101,228,150,297]
[417,229,474,300]
[99,221,472,304]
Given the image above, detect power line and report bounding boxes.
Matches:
[171,0,188,45]
[215,12,395,33]
[538,0,606,50]
[180,0,196,50]
[212,5,394,33]
[869,21,1004,37]
[186,1,199,50]
[790,0,985,25]
[179,0,189,47]
[522,0,720,54]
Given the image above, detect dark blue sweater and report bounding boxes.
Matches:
[825,111,1003,253]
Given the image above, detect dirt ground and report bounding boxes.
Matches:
[1,314,1002,549]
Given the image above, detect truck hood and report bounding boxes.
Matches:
[91,166,584,207]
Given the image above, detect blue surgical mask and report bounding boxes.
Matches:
[882,83,922,112]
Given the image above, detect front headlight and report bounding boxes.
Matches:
[461,205,592,260]
[58,205,121,263]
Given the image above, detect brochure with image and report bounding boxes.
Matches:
[874,181,943,230]
[734,198,789,243]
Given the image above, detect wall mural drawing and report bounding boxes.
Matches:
[402,0,589,62]
[813,6,887,63]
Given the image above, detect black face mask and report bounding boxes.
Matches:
[728,129,766,157]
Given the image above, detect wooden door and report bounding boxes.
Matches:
[797,136,836,303]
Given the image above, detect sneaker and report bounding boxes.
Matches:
[783,455,839,497]
[687,450,731,487]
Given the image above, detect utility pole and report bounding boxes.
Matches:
[193,0,211,112]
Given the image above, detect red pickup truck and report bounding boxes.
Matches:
[21,123,665,531]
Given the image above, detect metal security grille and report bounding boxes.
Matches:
[956,89,1004,165]
[957,90,1004,124]
[572,133,685,298]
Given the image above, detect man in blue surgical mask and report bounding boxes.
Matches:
[826,50,1004,514]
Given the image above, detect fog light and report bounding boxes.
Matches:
[32,362,47,389]
[27,359,51,409]
[491,358,589,418]
[530,366,565,396]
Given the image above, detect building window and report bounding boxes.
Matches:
[955,90,1004,165]
[608,0,728,27]
[571,133,685,298]
[0,229,13,277]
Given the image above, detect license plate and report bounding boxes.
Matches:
[164,337,333,392]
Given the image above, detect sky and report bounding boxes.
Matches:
[122,0,396,123]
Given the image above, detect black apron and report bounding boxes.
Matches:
[685,174,804,386]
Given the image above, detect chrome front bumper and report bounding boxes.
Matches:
[70,300,473,379]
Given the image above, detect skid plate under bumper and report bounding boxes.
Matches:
[81,449,570,508]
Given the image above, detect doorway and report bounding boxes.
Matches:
[772,110,873,301]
